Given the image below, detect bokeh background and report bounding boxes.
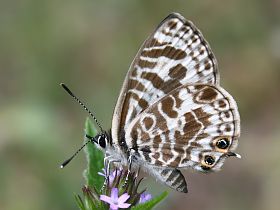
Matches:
[1,1,280,210]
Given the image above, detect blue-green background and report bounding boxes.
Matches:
[1,1,280,210]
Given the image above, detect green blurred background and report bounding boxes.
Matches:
[1,0,280,210]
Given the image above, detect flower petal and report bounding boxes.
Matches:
[109,203,119,210]
[100,195,114,205]
[139,192,152,203]
[118,193,130,203]
[118,203,131,208]
[110,188,119,202]
[145,193,152,201]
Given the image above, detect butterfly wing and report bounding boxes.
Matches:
[125,84,240,172]
[112,13,219,147]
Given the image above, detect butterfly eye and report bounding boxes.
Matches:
[204,155,215,166]
[216,138,230,150]
[98,134,106,148]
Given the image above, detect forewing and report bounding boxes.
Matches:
[112,13,219,145]
[125,84,240,172]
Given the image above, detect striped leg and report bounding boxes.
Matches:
[123,155,133,187]
[101,155,121,191]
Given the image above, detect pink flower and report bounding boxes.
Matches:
[100,188,131,210]
[139,192,152,203]
[98,169,121,186]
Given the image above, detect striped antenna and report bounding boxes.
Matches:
[60,135,97,168]
[60,83,104,133]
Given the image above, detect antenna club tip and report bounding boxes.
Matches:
[60,83,75,97]
[60,165,64,169]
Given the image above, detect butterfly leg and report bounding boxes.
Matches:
[123,155,133,187]
[101,155,121,190]
[104,153,114,176]
[101,154,111,190]
[135,166,141,179]
[123,148,141,187]
[104,155,114,178]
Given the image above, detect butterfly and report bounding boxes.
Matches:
[61,12,241,193]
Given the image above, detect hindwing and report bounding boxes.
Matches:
[125,84,240,172]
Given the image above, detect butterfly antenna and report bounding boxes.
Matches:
[60,83,104,133]
[60,135,97,168]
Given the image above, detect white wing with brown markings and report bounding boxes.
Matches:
[112,13,219,148]
[125,84,240,172]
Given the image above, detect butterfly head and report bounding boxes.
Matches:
[86,131,111,150]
